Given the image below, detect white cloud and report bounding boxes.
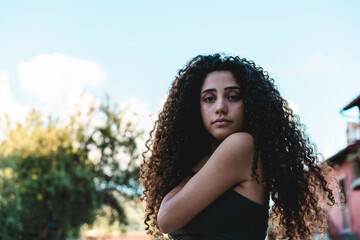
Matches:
[17,53,107,105]
[0,70,29,119]
[298,51,339,75]
[0,70,11,102]
[0,70,32,141]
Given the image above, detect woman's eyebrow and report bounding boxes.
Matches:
[224,86,241,91]
[201,88,216,94]
[201,86,240,94]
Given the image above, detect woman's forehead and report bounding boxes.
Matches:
[201,71,239,90]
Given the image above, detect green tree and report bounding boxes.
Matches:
[0,96,143,240]
[0,156,22,239]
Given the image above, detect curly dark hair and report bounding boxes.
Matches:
[140,54,336,239]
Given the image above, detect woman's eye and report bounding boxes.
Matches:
[228,95,241,101]
[203,96,215,102]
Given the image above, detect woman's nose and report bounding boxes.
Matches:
[215,99,227,114]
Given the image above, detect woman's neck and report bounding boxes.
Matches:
[211,139,222,152]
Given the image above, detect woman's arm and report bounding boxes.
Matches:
[161,155,210,203]
[157,132,255,233]
[162,176,191,203]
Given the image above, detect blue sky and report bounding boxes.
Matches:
[0,0,359,157]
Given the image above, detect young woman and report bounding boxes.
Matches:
[140,54,335,239]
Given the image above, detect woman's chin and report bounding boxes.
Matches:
[212,133,230,142]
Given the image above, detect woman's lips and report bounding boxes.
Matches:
[213,118,231,125]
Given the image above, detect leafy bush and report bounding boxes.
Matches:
[0,97,143,240]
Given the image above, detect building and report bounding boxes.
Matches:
[327,95,360,240]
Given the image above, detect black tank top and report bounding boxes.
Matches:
[168,180,269,240]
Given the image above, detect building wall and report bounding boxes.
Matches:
[328,161,360,239]
[349,166,360,237]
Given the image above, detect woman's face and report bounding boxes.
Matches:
[200,71,244,142]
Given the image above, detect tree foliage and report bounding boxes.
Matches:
[0,96,143,240]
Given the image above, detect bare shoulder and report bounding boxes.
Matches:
[215,132,254,159]
[223,132,254,145]
[209,131,255,178]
